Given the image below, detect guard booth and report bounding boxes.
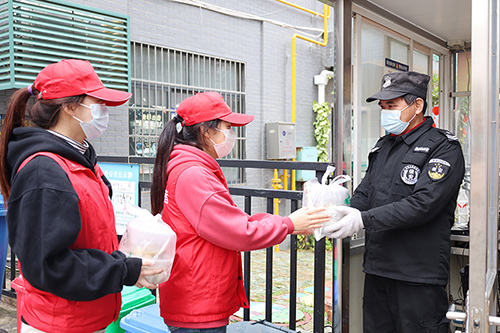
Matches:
[327,0,499,332]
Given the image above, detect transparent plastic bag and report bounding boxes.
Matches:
[118,204,176,284]
[302,165,351,241]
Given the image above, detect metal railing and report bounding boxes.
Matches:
[2,157,338,333]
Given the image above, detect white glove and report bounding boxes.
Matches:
[323,206,364,239]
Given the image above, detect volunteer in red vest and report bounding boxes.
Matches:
[150,92,331,332]
[0,59,162,333]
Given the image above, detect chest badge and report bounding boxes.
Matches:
[401,165,420,185]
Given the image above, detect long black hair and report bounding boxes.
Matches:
[150,115,220,215]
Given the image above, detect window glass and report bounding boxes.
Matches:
[360,23,386,175]
[413,49,429,75]
[431,53,440,127]
[456,50,471,92]
[389,38,408,65]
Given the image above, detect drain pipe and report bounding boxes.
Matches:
[314,70,334,104]
[314,70,333,163]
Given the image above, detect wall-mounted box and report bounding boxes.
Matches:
[296,146,318,181]
[266,122,296,159]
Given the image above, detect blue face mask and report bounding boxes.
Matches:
[380,102,415,135]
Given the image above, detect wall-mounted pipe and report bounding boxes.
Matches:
[292,5,330,123]
[290,4,330,190]
[276,0,327,17]
[272,2,330,196]
[314,70,334,104]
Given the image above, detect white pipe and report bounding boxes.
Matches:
[314,70,334,103]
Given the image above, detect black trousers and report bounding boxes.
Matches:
[363,274,450,333]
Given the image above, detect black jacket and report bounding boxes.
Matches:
[6,127,141,301]
[351,117,465,285]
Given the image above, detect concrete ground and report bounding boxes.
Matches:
[0,292,16,333]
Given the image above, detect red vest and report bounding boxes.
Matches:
[159,162,249,325]
[17,152,120,333]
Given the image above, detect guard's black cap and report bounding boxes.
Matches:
[366,71,430,103]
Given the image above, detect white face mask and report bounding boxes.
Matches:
[380,102,415,135]
[210,128,236,158]
[73,103,109,140]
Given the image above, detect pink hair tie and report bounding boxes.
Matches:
[27,84,35,96]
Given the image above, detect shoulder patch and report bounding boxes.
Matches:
[428,158,451,181]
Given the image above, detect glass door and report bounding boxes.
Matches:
[353,15,440,187]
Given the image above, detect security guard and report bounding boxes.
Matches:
[325,71,465,333]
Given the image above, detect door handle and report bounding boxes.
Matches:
[447,303,467,322]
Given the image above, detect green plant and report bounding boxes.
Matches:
[312,101,331,162]
[432,73,439,107]
[297,234,315,250]
[297,234,334,251]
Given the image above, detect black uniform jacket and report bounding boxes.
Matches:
[351,117,465,285]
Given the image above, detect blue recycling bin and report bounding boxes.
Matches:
[0,194,7,300]
[120,303,170,333]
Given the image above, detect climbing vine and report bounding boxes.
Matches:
[312,101,331,162]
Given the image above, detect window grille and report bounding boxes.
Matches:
[130,42,247,184]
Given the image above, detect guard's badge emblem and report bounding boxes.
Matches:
[428,158,450,181]
[383,76,391,88]
[401,164,420,185]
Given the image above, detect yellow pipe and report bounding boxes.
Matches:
[273,169,281,252]
[290,4,330,191]
[273,2,330,192]
[292,5,330,123]
[273,169,280,215]
[275,0,327,17]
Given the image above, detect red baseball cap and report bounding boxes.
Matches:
[176,92,254,126]
[33,59,132,106]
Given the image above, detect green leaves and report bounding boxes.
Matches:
[312,101,331,162]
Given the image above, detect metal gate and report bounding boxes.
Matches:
[446,0,500,331]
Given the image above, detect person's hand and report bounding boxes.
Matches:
[288,206,331,235]
[323,206,363,239]
[135,259,164,290]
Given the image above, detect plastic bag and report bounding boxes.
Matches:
[118,204,176,284]
[302,165,351,241]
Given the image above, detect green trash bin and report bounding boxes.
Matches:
[106,285,156,333]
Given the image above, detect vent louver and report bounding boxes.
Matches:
[0,0,129,90]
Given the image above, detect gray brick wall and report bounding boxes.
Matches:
[2,0,333,213]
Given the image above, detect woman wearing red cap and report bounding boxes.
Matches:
[0,59,161,333]
[150,92,330,332]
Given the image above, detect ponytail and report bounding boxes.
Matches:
[151,117,181,215]
[150,116,220,215]
[0,86,38,201]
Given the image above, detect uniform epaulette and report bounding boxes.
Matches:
[437,128,459,142]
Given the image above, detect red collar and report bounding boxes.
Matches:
[391,119,426,137]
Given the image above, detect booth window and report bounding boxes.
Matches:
[129,42,247,184]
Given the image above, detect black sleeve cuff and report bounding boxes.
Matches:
[361,211,371,231]
[112,251,142,286]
